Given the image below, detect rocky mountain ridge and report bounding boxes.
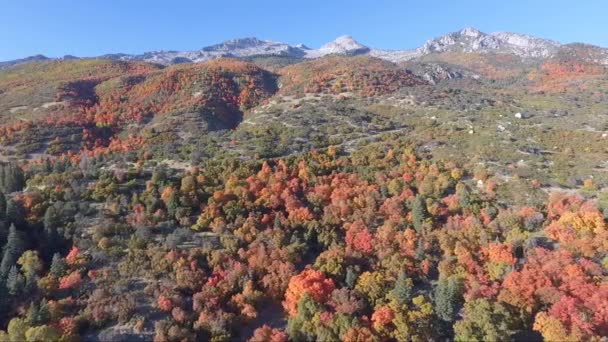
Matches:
[2,27,607,69]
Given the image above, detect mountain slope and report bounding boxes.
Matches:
[278,56,426,96]
[5,27,607,69]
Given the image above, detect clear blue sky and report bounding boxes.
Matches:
[1,0,607,61]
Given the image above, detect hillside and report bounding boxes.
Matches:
[0,58,277,160]
[0,29,607,342]
[278,56,426,96]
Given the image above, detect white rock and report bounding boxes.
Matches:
[515,112,523,119]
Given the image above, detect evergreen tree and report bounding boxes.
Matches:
[0,162,25,193]
[391,271,414,305]
[6,265,23,296]
[0,191,6,221]
[434,277,464,323]
[43,206,62,257]
[37,300,51,324]
[0,225,24,277]
[49,253,67,278]
[0,281,8,315]
[345,266,358,289]
[5,199,26,228]
[25,302,40,325]
[411,195,429,233]
[166,191,180,218]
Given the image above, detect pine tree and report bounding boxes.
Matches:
[43,206,62,258]
[0,281,8,315]
[434,277,464,323]
[6,265,23,296]
[0,191,6,221]
[411,195,429,233]
[166,191,180,218]
[25,302,40,325]
[5,199,25,228]
[49,253,67,278]
[0,162,25,193]
[391,271,413,305]
[37,300,51,325]
[0,224,24,277]
[345,266,358,289]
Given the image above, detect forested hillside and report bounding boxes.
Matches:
[0,33,607,341]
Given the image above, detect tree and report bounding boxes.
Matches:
[0,162,25,194]
[0,225,24,277]
[411,195,429,233]
[17,250,43,291]
[355,271,389,307]
[24,325,60,342]
[434,277,463,323]
[0,191,6,221]
[5,200,25,228]
[286,294,324,341]
[283,269,335,317]
[7,317,29,342]
[43,206,62,256]
[49,253,67,278]
[6,265,23,296]
[250,325,288,342]
[390,271,413,306]
[454,298,519,342]
[345,266,359,289]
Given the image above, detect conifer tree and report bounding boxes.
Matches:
[411,195,429,233]
[0,225,24,277]
[6,265,23,296]
[5,199,25,228]
[0,191,6,221]
[43,206,62,257]
[0,162,25,193]
[434,277,464,323]
[49,253,67,278]
[391,271,413,305]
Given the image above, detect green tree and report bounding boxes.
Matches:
[43,206,62,257]
[0,225,24,277]
[434,277,464,323]
[5,200,25,228]
[454,298,519,342]
[390,271,413,305]
[17,251,42,291]
[0,162,25,194]
[411,195,429,233]
[0,191,6,221]
[6,265,23,296]
[286,294,323,341]
[25,325,60,342]
[49,253,67,278]
[7,317,29,342]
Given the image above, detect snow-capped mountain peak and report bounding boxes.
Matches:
[418,27,562,58]
[4,28,606,69]
[318,35,369,54]
[459,27,484,38]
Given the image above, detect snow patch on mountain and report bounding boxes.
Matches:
[3,27,607,69]
[313,35,370,56]
[420,28,561,58]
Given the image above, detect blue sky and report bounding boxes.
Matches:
[1,0,607,61]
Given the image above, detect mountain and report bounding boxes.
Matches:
[309,35,371,57]
[2,27,607,69]
[0,54,50,70]
[418,27,561,59]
